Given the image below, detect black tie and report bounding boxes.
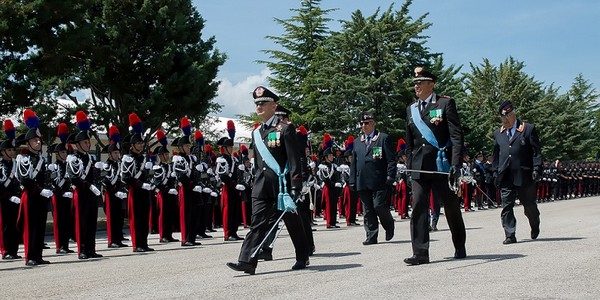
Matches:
[508,128,513,139]
[366,136,371,146]
[420,101,427,112]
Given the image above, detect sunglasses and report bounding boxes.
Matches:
[360,121,373,125]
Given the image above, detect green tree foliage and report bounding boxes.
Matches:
[0,0,225,138]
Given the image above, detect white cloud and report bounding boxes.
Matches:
[214,68,271,118]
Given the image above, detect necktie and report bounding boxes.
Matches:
[420,101,427,112]
[366,136,371,147]
[508,128,513,139]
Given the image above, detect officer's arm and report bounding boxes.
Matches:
[383,134,397,181]
[284,124,302,191]
[405,106,414,169]
[492,132,499,173]
[529,125,543,172]
[446,98,464,167]
[349,144,357,186]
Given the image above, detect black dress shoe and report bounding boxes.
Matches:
[78,253,89,260]
[531,227,540,239]
[326,225,340,229]
[182,241,197,246]
[143,247,154,252]
[309,245,316,256]
[159,238,170,244]
[404,255,430,265]
[362,240,377,245]
[89,253,103,258]
[57,248,73,254]
[167,238,179,242]
[26,260,39,266]
[42,245,50,249]
[108,243,121,248]
[133,247,146,252]
[226,262,255,275]
[503,236,517,244]
[199,234,213,239]
[225,235,242,241]
[291,259,309,270]
[208,229,217,233]
[385,229,394,241]
[122,237,130,241]
[2,254,18,260]
[454,247,467,259]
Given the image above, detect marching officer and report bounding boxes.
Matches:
[67,111,103,259]
[492,101,542,244]
[15,109,53,265]
[227,86,309,275]
[404,67,467,265]
[318,134,341,229]
[0,119,22,260]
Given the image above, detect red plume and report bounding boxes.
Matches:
[396,138,407,152]
[226,120,235,140]
[57,123,69,143]
[297,125,308,136]
[108,125,121,144]
[253,122,260,129]
[204,144,213,154]
[239,144,248,155]
[321,133,332,150]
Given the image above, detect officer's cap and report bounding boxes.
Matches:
[499,101,514,116]
[358,111,375,123]
[217,137,234,147]
[253,86,279,104]
[413,67,437,83]
[275,105,291,117]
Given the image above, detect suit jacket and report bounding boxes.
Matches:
[349,130,396,191]
[492,119,542,187]
[251,118,302,199]
[405,94,464,179]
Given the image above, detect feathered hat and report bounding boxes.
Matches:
[50,122,70,153]
[177,116,192,146]
[106,124,121,152]
[128,112,144,144]
[296,125,309,148]
[0,119,17,150]
[153,128,169,155]
[320,133,333,157]
[21,108,42,143]
[343,135,355,157]
[73,110,92,143]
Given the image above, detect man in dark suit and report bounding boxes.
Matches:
[349,112,396,245]
[492,101,542,244]
[227,86,309,275]
[404,67,467,265]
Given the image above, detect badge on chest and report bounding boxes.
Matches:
[267,131,281,148]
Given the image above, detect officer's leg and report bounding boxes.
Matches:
[238,197,275,265]
[500,187,517,238]
[373,189,394,233]
[409,179,431,256]
[519,183,540,233]
[358,190,378,243]
[283,211,309,262]
[435,179,466,251]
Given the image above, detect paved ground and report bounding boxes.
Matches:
[1,197,599,299]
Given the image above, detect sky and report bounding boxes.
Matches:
[193,0,600,118]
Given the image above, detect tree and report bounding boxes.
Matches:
[0,0,225,139]
[259,0,334,127]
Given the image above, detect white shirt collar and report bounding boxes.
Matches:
[263,115,278,127]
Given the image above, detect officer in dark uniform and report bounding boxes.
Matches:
[121,113,154,252]
[349,112,396,245]
[15,109,53,265]
[492,101,542,244]
[227,86,309,275]
[152,129,179,243]
[48,123,75,254]
[102,125,128,248]
[0,119,22,260]
[216,129,243,241]
[404,67,467,265]
[67,111,103,259]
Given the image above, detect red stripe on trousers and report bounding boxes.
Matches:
[73,189,82,255]
[127,187,137,249]
[178,185,187,243]
[221,185,230,239]
[51,195,61,250]
[156,191,164,239]
[103,191,113,245]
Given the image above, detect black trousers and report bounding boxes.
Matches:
[21,191,48,261]
[1,197,20,256]
[347,189,359,224]
[411,175,466,257]
[53,194,73,250]
[129,187,150,249]
[104,193,124,244]
[75,187,98,255]
[180,185,197,244]
[359,189,395,243]
[238,197,309,266]
[194,193,208,236]
[500,183,540,238]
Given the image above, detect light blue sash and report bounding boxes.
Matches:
[410,103,451,172]
[253,128,296,212]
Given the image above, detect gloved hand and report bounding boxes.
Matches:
[40,189,54,198]
[115,191,128,199]
[235,184,246,191]
[89,184,102,196]
[192,185,203,193]
[62,192,73,199]
[144,162,153,170]
[334,182,343,188]
[168,188,178,195]
[94,162,106,169]
[9,196,21,204]
[210,191,218,197]
[238,164,245,171]
[141,183,153,191]
[532,170,541,182]
[291,189,301,202]
[449,165,460,187]
[202,187,212,194]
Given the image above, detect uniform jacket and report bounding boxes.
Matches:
[349,130,396,191]
[251,117,302,199]
[492,119,542,187]
[405,94,464,179]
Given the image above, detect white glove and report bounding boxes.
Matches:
[202,187,212,194]
[62,192,73,199]
[47,164,58,172]
[392,182,397,186]
[210,192,218,197]
[115,191,128,199]
[309,161,316,169]
[142,183,153,190]
[168,188,178,195]
[318,164,328,170]
[172,155,184,163]
[207,168,214,175]
[193,185,202,193]
[238,164,245,171]
[235,184,246,191]
[152,165,162,172]
[334,182,342,188]
[40,189,54,198]
[122,155,134,163]
[9,196,21,204]
[144,162,153,170]
[89,184,101,196]
[301,185,310,195]
[94,162,106,169]
[195,164,204,172]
